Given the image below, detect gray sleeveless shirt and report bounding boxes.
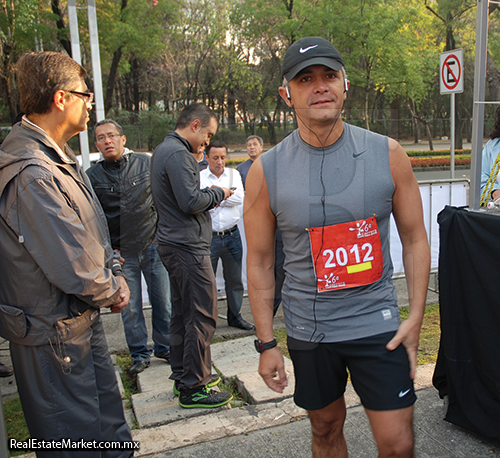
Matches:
[261,123,401,343]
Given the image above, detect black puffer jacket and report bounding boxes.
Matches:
[86,149,157,255]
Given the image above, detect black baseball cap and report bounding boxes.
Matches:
[281,37,345,81]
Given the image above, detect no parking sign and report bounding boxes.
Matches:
[440,49,464,94]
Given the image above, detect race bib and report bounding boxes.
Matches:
[308,216,383,292]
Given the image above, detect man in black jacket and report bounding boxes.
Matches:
[151,103,233,409]
[87,119,171,375]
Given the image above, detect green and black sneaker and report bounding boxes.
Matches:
[173,374,221,396]
[178,386,232,409]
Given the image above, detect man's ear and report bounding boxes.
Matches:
[191,119,201,132]
[53,90,66,112]
[121,135,127,147]
[278,87,293,107]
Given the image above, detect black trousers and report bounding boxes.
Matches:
[10,316,133,458]
[157,244,218,390]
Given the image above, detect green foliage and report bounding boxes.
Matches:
[0,0,490,144]
[111,109,174,150]
[96,0,179,74]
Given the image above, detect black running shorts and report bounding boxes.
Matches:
[288,331,417,411]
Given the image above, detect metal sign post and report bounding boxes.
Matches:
[440,49,464,180]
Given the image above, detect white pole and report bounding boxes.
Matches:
[450,92,455,179]
[67,0,91,171]
[87,0,105,123]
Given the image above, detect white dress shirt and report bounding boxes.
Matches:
[199,167,244,232]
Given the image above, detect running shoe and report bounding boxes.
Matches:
[173,374,221,396]
[178,386,232,409]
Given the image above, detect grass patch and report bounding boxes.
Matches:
[274,303,441,366]
[4,397,30,456]
[116,353,140,402]
[400,303,441,366]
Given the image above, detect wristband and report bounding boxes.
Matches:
[112,250,122,275]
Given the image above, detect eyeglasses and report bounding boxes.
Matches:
[69,90,94,104]
[96,133,121,143]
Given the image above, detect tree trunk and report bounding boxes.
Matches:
[0,74,18,123]
[264,112,276,145]
[423,120,434,151]
[407,101,434,151]
[487,52,500,102]
[51,0,71,56]
[227,90,236,131]
[131,57,140,117]
[104,47,123,115]
[389,97,400,140]
[364,89,370,131]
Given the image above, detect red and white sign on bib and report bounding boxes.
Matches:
[308,216,383,292]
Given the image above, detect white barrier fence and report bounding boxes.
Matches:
[390,178,468,276]
[140,178,469,302]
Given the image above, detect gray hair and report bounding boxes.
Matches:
[94,119,124,141]
[246,135,263,146]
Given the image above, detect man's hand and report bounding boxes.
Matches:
[386,316,422,380]
[258,347,288,393]
[209,185,234,206]
[216,186,234,200]
[108,276,130,313]
[225,187,235,199]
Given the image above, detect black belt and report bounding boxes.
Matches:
[213,225,238,237]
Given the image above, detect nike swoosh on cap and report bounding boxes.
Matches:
[299,45,318,53]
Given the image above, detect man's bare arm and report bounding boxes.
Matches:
[387,138,431,380]
[244,158,288,393]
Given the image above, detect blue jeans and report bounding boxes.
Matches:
[210,228,244,325]
[121,241,171,362]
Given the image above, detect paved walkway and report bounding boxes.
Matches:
[4,279,500,457]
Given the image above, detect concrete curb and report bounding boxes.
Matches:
[128,336,435,457]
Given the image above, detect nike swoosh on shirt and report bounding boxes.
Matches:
[398,389,411,398]
[353,149,367,158]
[299,45,318,53]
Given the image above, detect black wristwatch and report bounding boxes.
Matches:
[254,338,277,353]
